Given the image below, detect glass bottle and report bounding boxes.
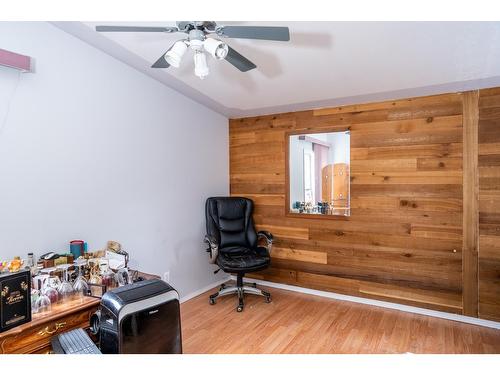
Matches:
[27,252,39,276]
[27,253,34,268]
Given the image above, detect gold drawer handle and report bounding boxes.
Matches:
[38,322,67,336]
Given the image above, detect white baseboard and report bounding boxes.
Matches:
[180,276,231,304]
[230,275,500,330]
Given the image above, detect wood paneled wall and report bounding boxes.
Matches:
[229,88,500,321]
[478,87,500,321]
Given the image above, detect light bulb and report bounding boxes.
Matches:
[194,51,209,79]
[165,40,188,68]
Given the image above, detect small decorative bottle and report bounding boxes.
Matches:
[27,252,37,276]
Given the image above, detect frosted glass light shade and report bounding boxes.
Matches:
[165,41,188,68]
[194,51,209,79]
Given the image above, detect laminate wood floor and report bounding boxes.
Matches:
[181,285,500,354]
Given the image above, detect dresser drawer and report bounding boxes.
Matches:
[0,302,98,354]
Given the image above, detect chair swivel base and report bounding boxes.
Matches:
[209,276,271,312]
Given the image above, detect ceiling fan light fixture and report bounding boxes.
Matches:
[203,38,229,60]
[165,40,188,68]
[194,51,209,80]
[97,22,292,76]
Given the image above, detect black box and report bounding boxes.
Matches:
[0,270,32,333]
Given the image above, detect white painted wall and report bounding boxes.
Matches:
[327,132,350,164]
[0,22,229,298]
[289,136,312,205]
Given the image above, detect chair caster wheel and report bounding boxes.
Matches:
[219,283,226,291]
[265,296,272,303]
[209,298,216,305]
[236,305,244,312]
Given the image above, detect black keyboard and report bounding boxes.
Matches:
[51,328,101,354]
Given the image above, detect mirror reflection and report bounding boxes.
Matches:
[289,131,350,216]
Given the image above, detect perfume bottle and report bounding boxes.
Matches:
[27,252,38,276]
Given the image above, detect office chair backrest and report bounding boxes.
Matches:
[205,197,258,249]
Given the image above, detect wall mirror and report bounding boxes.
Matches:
[288,130,350,217]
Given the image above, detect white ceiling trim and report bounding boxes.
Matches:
[238,75,500,118]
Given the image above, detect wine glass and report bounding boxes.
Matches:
[35,293,51,312]
[39,277,58,309]
[57,264,75,301]
[99,259,116,289]
[31,289,40,314]
[73,259,89,298]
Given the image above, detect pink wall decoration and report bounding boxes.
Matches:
[0,48,32,72]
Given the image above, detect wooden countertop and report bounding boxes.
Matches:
[0,296,100,340]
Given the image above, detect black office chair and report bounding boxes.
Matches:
[204,197,274,312]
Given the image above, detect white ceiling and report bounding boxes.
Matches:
[55,21,500,117]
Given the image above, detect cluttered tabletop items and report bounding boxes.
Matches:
[0,240,157,339]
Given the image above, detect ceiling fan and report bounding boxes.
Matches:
[95,21,290,79]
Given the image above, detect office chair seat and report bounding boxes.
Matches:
[217,246,270,273]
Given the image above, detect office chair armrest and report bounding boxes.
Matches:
[204,235,219,264]
[257,231,274,254]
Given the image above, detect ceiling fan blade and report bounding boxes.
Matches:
[96,25,178,33]
[151,51,171,69]
[225,46,256,72]
[218,26,290,41]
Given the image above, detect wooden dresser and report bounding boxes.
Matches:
[0,296,99,354]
